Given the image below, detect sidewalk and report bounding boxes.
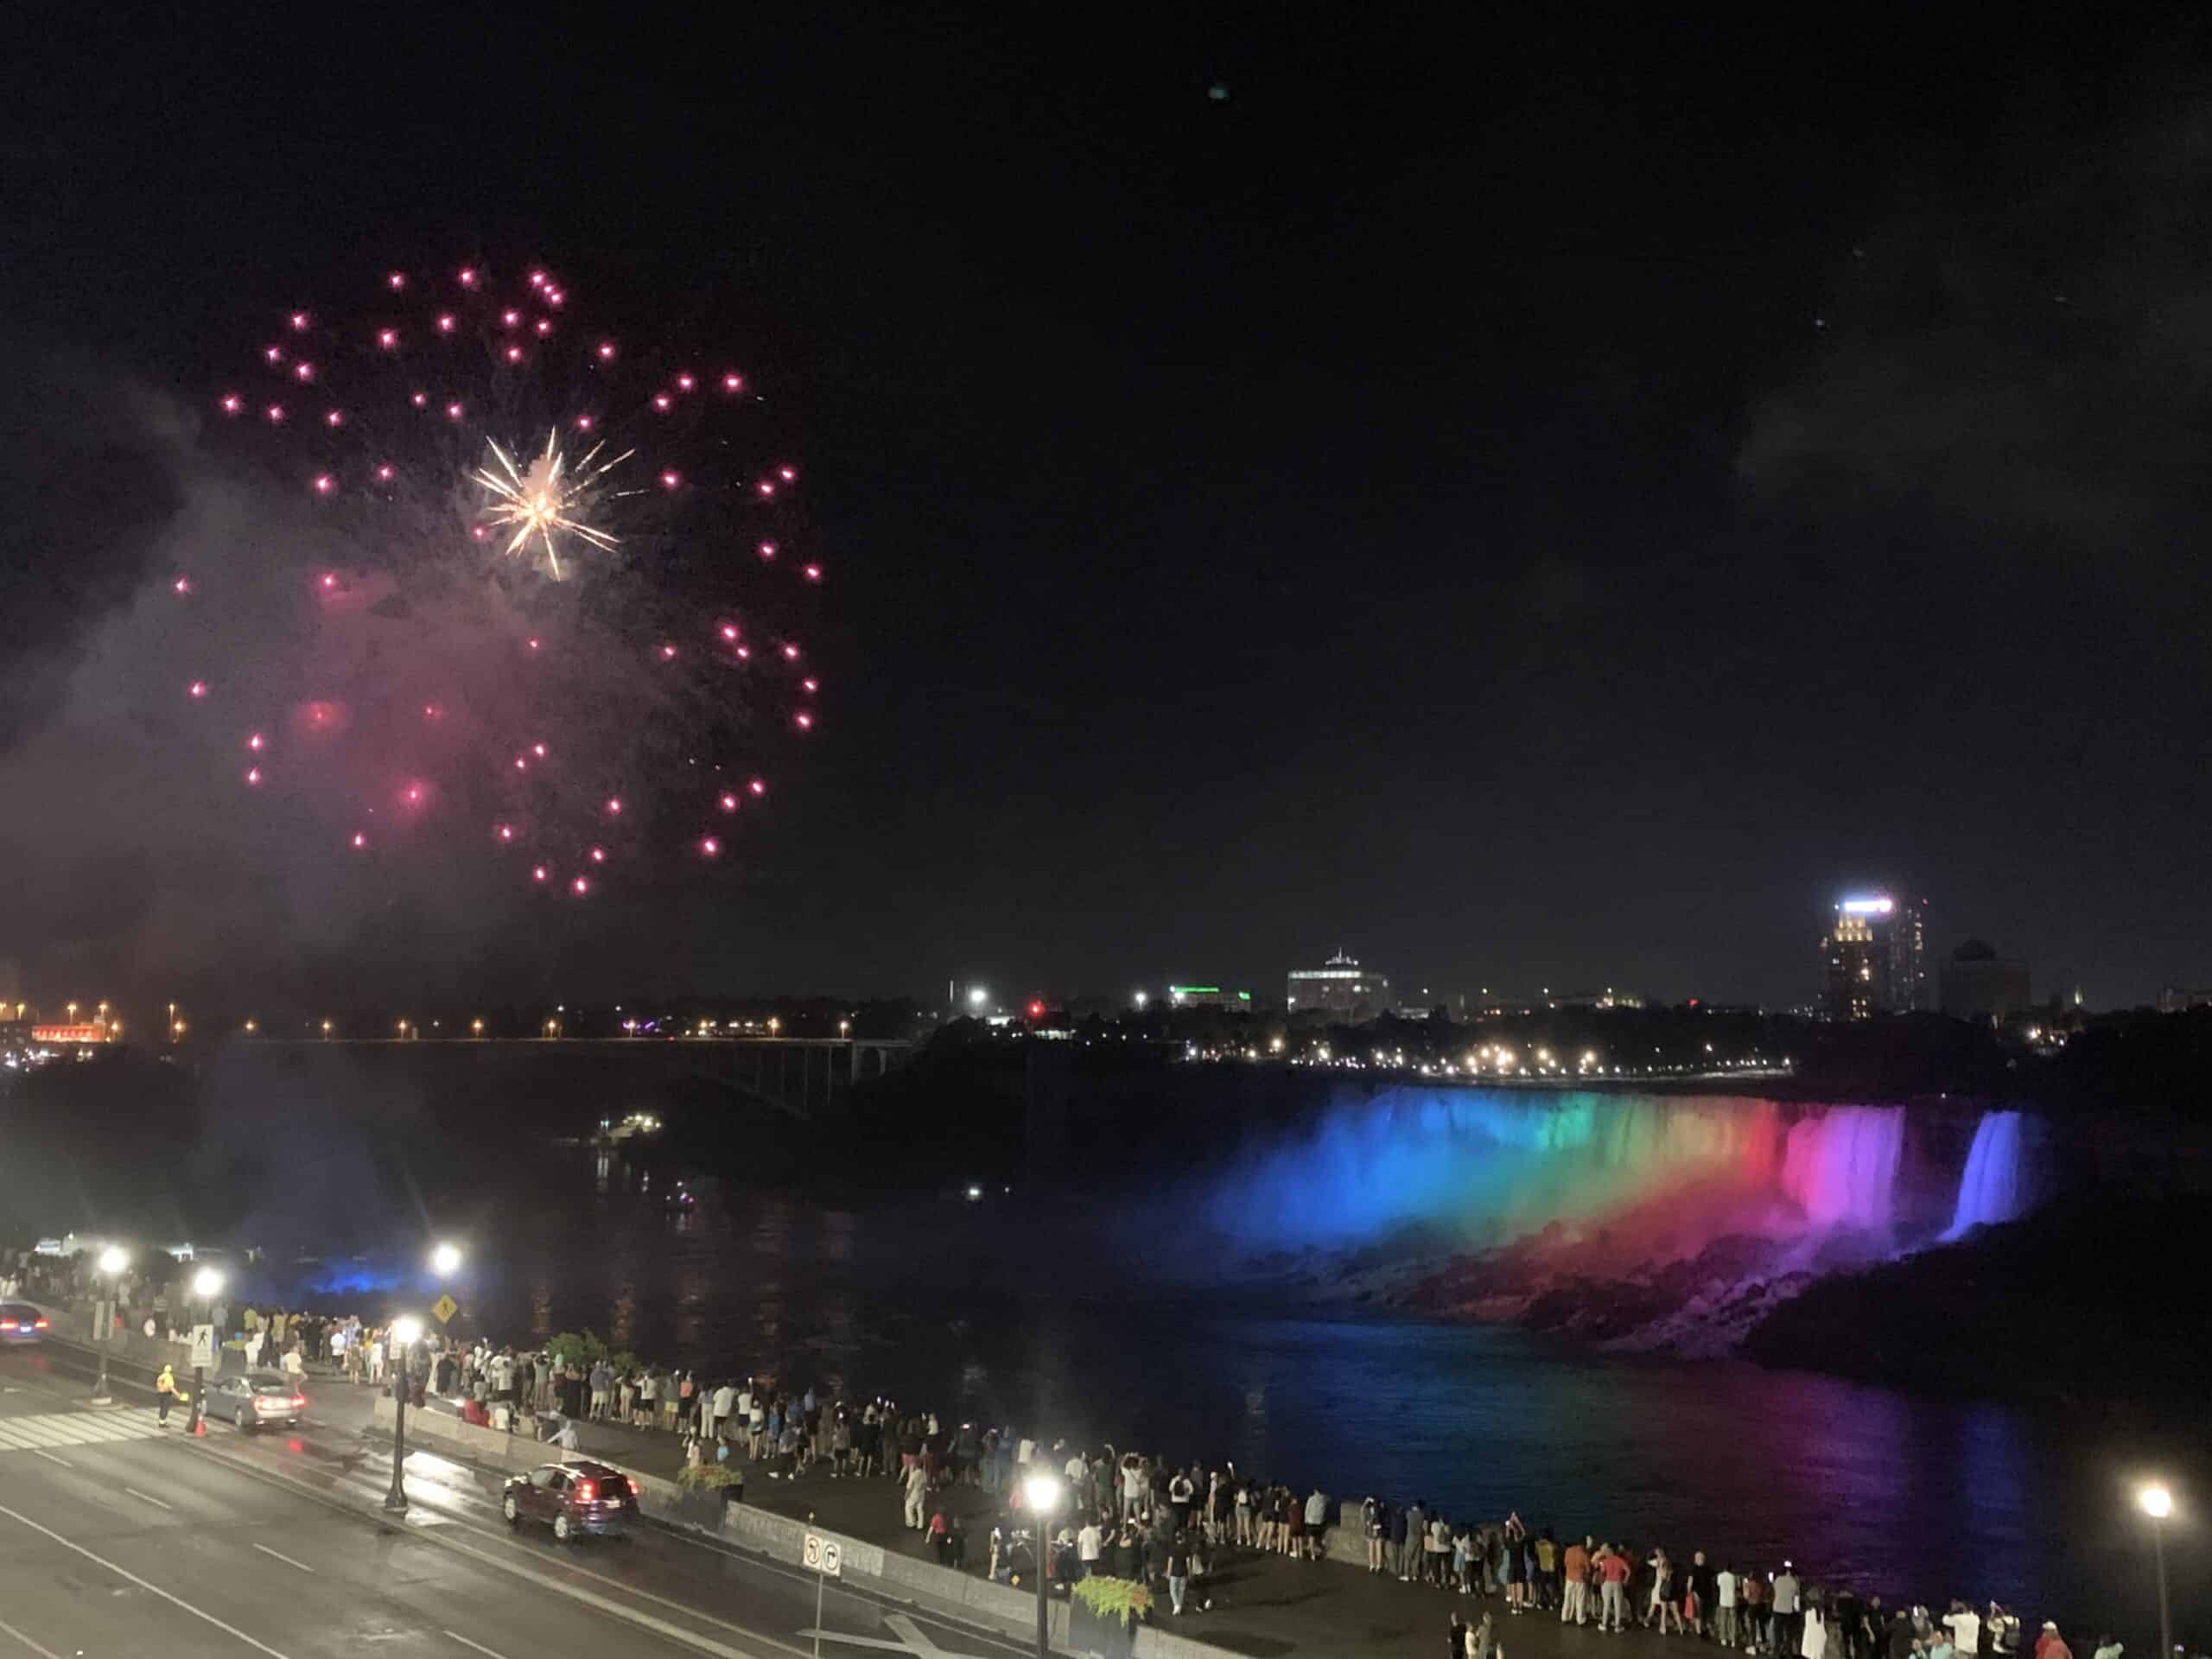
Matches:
[471,1404,1659,1659]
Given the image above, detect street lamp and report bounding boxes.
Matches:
[429,1242,462,1278]
[968,986,989,1011]
[91,1245,129,1403]
[385,1313,425,1512]
[1022,1471,1062,1659]
[2140,1483,2174,1659]
[187,1266,224,1434]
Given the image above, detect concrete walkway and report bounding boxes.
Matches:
[451,1404,1693,1659]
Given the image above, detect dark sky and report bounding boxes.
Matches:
[3,9,2209,1015]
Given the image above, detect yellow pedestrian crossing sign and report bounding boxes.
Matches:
[430,1294,458,1325]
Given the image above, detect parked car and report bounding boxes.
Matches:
[204,1371,306,1430]
[0,1305,50,1343]
[501,1460,635,1541]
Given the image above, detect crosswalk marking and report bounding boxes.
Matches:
[0,1411,168,1452]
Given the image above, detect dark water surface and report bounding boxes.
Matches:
[327,1150,2197,1648]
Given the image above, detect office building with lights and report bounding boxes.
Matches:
[1166,986,1253,1010]
[1820,893,1929,1020]
[1287,950,1389,1016]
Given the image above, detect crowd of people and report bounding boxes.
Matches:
[2,1250,2168,1656]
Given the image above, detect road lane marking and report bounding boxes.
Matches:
[185,1436,1034,1659]
[444,1632,510,1659]
[124,1486,174,1510]
[28,1451,70,1469]
[0,1502,296,1659]
[0,1409,164,1451]
[0,1422,68,1448]
[74,1415,149,1442]
[253,1542,316,1573]
[0,1615,61,1658]
[798,1618,982,1659]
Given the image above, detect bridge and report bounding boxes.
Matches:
[228,1036,912,1120]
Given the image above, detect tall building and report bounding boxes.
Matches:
[1820,893,1929,1020]
[1287,950,1388,1016]
[1939,939,2031,1023]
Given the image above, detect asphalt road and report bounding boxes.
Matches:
[0,1343,1039,1659]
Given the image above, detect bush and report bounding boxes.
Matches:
[677,1463,744,1492]
[1071,1576,1154,1628]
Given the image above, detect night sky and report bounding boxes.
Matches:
[3,10,2208,1014]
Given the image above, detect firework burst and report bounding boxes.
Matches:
[182,259,828,900]
[475,432,631,578]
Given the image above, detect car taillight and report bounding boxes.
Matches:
[0,1321,17,1332]
[575,1480,597,1503]
[291,1394,306,1408]
[31,1319,47,1330]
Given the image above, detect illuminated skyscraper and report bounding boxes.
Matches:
[1820,893,1928,1019]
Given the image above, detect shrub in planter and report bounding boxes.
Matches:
[672,1460,744,1525]
[1070,1575,1154,1627]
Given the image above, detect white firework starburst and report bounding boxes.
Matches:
[475,430,632,578]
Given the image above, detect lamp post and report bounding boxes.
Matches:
[385,1313,424,1512]
[1022,1471,1062,1659]
[429,1242,462,1279]
[91,1245,129,1403]
[187,1266,223,1434]
[2139,1484,2173,1659]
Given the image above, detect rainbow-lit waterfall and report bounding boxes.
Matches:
[1203,1089,2030,1262]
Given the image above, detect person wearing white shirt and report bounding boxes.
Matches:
[711,1382,736,1441]
[1077,1520,1103,1578]
[1715,1567,1740,1649]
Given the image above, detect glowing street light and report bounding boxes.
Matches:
[429,1242,462,1277]
[385,1313,426,1512]
[91,1245,130,1403]
[967,986,988,1011]
[1021,1471,1063,1656]
[2140,1484,2175,1659]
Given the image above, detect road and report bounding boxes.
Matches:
[0,1343,1037,1659]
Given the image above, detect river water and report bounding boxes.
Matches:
[302,1147,2198,1648]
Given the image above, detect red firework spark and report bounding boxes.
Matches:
[185,259,828,897]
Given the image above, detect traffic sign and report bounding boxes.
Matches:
[803,1532,842,1577]
[188,1324,215,1370]
[430,1294,458,1325]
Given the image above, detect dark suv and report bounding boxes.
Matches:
[501,1459,634,1541]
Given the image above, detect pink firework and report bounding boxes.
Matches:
[182,257,830,898]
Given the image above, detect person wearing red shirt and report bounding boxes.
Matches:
[1598,1547,1634,1632]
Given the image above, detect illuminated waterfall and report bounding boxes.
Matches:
[1778,1105,1907,1230]
[1942,1109,2027,1239]
[1205,1089,1939,1248]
